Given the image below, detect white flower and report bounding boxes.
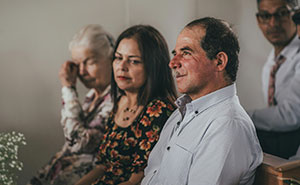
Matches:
[0,131,26,185]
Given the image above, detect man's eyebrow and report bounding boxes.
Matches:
[180,46,193,52]
[172,46,194,55]
[115,51,122,56]
[171,50,176,55]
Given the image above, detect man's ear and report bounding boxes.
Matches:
[215,51,228,71]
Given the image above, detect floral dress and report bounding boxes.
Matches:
[28,86,113,185]
[92,98,175,185]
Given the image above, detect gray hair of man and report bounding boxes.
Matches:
[69,24,115,60]
[257,0,299,10]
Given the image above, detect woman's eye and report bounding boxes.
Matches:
[86,59,96,65]
[129,60,141,64]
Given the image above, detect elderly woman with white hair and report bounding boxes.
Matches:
[28,25,114,185]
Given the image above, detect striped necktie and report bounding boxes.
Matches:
[268,55,286,106]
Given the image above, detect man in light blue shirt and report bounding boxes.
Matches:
[141,17,263,185]
[249,0,300,159]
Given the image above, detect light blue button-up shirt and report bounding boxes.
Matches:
[142,84,263,185]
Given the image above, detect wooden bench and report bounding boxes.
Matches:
[254,153,300,185]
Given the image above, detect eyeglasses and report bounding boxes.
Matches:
[256,9,291,24]
[292,9,300,25]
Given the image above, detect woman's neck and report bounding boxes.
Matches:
[124,91,139,107]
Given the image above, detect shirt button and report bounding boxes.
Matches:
[167,146,171,151]
[177,121,180,126]
[195,111,198,114]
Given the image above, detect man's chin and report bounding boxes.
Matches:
[177,87,187,95]
[267,37,289,46]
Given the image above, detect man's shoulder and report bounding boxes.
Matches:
[209,96,253,127]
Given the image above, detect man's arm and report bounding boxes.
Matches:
[248,62,300,132]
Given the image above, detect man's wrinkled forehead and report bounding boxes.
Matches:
[258,0,293,11]
[180,26,205,42]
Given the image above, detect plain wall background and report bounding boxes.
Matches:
[0,0,271,184]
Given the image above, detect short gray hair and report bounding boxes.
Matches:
[257,0,298,10]
[69,24,115,59]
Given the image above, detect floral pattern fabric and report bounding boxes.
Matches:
[92,98,175,185]
[28,86,113,185]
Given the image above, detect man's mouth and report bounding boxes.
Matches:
[174,71,185,79]
[267,29,283,35]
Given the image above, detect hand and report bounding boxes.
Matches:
[118,171,143,185]
[59,61,78,87]
[75,165,105,185]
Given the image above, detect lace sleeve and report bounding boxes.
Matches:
[60,86,113,153]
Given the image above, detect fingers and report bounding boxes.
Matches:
[69,62,79,77]
[63,61,78,74]
[59,61,78,87]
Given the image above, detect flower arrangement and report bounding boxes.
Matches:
[0,131,26,185]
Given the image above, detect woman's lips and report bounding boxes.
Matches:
[79,76,95,83]
[117,75,130,80]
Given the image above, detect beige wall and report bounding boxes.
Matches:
[0,0,272,184]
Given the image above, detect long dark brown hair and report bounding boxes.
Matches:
[111,25,177,109]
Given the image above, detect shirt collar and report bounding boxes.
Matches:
[175,94,192,116]
[175,84,237,117]
[85,85,111,102]
[272,34,300,61]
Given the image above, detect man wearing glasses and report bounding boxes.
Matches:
[248,0,300,159]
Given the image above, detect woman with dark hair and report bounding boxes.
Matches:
[76,25,177,185]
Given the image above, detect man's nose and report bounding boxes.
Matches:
[269,15,280,27]
[169,55,181,69]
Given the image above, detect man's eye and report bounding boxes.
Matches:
[278,10,290,17]
[114,56,122,61]
[183,51,191,56]
[260,13,271,20]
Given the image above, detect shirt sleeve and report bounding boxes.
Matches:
[60,86,112,153]
[188,117,263,185]
[131,99,174,173]
[248,61,300,132]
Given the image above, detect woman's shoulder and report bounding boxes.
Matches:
[147,98,175,108]
[144,98,175,117]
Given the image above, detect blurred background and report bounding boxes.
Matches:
[0,0,271,184]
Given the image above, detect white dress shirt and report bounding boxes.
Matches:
[142,84,263,185]
[248,35,300,132]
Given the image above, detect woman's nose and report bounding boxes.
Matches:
[116,59,128,71]
[79,63,87,75]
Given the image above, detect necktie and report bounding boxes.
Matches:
[268,55,286,106]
